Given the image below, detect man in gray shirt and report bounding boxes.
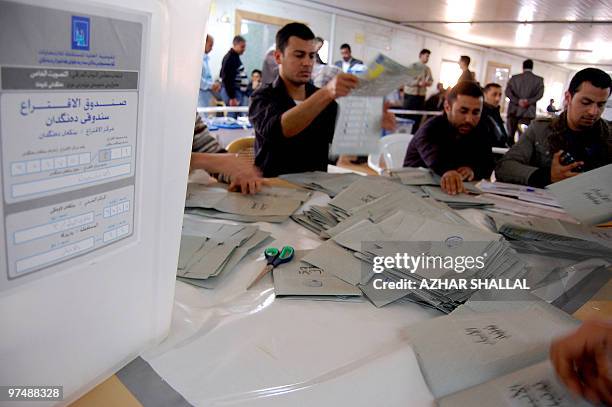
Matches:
[505,59,544,145]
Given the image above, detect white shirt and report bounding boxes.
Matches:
[342,60,350,73]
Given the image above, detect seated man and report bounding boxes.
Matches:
[403,81,495,195]
[482,83,509,147]
[249,22,394,177]
[190,114,263,194]
[496,68,612,187]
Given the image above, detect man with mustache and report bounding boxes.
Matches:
[496,68,611,187]
[403,81,495,195]
[249,23,395,177]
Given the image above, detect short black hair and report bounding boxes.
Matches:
[419,48,431,56]
[523,59,534,70]
[447,81,483,105]
[275,22,315,53]
[340,43,351,51]
[459,55,471,66]
[483,83,502,93]
[232,35,245,45]
[568,67,612,96]
[251,69,262,75]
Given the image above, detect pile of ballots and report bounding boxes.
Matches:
[177,215,272,289]
[185,184,310,223]
[279,171,364,197]
[289,178,525,312]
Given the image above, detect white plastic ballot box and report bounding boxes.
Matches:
[0,0,211,404]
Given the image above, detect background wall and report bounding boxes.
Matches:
[202,0,573,113]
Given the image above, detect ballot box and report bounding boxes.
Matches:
[0,0,210,404]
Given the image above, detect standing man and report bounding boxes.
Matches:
[505,59,545,145]
[482,83,509,147]
[404,49,434,131]
[458,55,476,83]
[198,35,221,107]
[220,35,248,108]
[496,68,611,187]
[334,43,363,73]
[403,81,495,195]
[249,23,395,177]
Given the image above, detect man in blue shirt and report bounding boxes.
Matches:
[198,35,220,107]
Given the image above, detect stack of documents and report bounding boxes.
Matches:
[421,186,495,209]
[488,212,612,261]
[404,299,580,404]
[301,209,526,312]
[176,216,272,289]
[185,184,305,223]
[477,180,561,207]
[278,171,363,197]
[547,163,612,225]
[272,250,362,301]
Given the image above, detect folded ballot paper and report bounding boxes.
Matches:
[176,216,271,289]
[184,184,305,223]
[547,163,612,225]
[477,180,561,207]
[331,54,420,155]
[272,250,362,301]
[421,186,495,210]
[279,171,363,197]
[404,299,579,401]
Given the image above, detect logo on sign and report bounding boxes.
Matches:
[71,16,90,51]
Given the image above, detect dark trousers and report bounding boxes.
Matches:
[506,116,533,146]
[403,94,425,132]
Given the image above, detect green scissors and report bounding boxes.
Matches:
[247,246,295,289]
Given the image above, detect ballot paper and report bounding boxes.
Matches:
[328,177,400,213]
[331,54,419,155]
[273,250,362,299]
[404,303,579,398]
[331,96,383,155]
[388,167,438,186]
[278,171,363,197]
[437,360,591,407]
[185,184,302,223]
[477,180,561,207]
[176,216,271,287]
[302,240,369,286]
[547,163,612,225]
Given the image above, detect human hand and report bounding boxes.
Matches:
[519,98,530,108]
[381,101,396,131]
[550,320,612,405]
[225,157,264,194]
[325,73,359,99]
[229,98,239,107]
[440,170,466,195]
[456,166,475,181]
[212,82,221,93]
[550,150,584,183]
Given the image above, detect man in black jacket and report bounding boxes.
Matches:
[403,81,494,195]
[220,35,248,108]
[482,83,509,147]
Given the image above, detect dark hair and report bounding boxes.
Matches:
[568,67,612,96]
[340,43,351,51]
[275,22,315,53]
[483,83,502,93]
[315,36,324,43]
[523,59,534,70]
[232,35,246,45]
[419,48,431,56]
[447,81,483,105]
[459,55,471,66]
[251,69,262,75]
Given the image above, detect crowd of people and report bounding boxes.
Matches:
[189,22,612,405]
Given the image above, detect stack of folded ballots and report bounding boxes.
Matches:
[389,167,480,194]
[185,184,308,223]
[488,212,612,261]
[404,295,586,406]
[272,250,362,301]
[421,186,494,210]
[279,171,364,197]
[176,216,272,289]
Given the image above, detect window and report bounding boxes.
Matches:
[439,60,462,88]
